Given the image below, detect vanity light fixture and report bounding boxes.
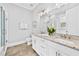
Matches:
[56,3,66,8]
[39,8,51,16]
[50,15,55,19]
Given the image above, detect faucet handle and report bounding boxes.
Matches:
[64,34,67,38]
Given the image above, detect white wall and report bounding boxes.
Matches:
[0,3,33,45]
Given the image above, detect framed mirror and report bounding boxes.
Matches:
[50,4,79,36]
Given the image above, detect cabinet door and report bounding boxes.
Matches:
[32,35,42,55]
[45,39,58,56]
[38,44,47,56]
[32,35,48,56]
[47,45,57,56]
[57,42,79,56]
[32,37,36,49]
[32,35,37,50]
[35,37,47,56]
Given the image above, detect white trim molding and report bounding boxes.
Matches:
[7,40,27,48]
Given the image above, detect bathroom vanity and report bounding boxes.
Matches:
[32,34,79,56]
[32,4,79,56]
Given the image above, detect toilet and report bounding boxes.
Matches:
[26,35,32,45]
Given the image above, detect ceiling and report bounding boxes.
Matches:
[14,3,39,11]
[14,3,67,11]
[14,3,79,12]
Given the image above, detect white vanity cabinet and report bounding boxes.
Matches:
[48,39,79,56]
[47,45,58,56]
[32,35,79,56]
[46,40,69,56]
[32,35,36,50]
[32,35,58,56]
[32,35,48,56]
[58,44,79,56]
[57,51,69,56]
[32,35,40,53]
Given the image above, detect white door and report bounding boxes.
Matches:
[0,7,5,47]
[0,6,6,56]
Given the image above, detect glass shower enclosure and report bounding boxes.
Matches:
[0,6,5,55]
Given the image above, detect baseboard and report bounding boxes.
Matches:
[7,40,27,48]
[0,40,26,56]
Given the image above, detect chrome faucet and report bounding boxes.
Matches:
[60,34,66,38]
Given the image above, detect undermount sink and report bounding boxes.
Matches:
[39,34,49,37]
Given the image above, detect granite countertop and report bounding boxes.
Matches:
[33,33,79,51]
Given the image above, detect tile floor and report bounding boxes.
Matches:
[5,43,38,56]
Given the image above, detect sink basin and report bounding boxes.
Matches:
[38,34,49,37]
[41,34,49,36]
[54,38,75,47]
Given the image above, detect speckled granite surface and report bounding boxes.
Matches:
[33,34,79,51]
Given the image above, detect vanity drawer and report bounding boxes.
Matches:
[45,39,79,56]
[59,45,79,56]
[39,45,47,56]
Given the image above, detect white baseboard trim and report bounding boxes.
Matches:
[7,40,27,48]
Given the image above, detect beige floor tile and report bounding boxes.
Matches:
[5,43,38,56]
